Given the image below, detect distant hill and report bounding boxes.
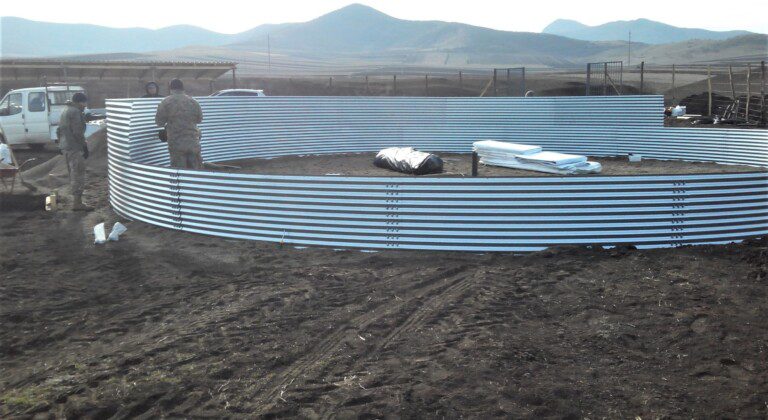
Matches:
[1,5,764,71]
[0,17,234,57]
[623,34,768,64]
[227,4,610,67]
[543,18,754,44]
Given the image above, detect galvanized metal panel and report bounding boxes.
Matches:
[106,96,768,252]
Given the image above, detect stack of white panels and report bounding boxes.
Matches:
[473,140,602,174]
[473,140,541,167]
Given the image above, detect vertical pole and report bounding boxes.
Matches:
[393,75,397,96]
[365,75,369,95]
[492,69,497,96]
[640,61,644,94]
[672,64,676,104]
[232,67,237,89]
[506,68,511,96]
[707,65,712,116]
[745,63,751,122]
[459,71,463,90]
[603,62,608,96]
[728,65,737,101]
[329,76,333,88]
[521,67,526,96]
[761,60,766,125]
[471,151,478,177]
[425,74,429,95]
[586,63,591,96]
[619,61,624,95]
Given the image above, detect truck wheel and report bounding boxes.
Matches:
[28,144,47,151]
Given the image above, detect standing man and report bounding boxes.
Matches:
[58,92,93,211]
[142,82,162,98]
[155,79,203,169]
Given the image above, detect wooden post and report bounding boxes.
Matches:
[728,65,736,100]
[393,75,397,96]
[672,64,676,104]
[506,68,511,96]
[761,60,766,126]
[745,64,751,122]
[471,152,478,177]
[639,61,644,94]
[492,69,497,96]
[707,65,712,116]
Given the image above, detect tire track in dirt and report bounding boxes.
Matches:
[375,270,479,353]
[252,264,476,413]
[315,269,482,419]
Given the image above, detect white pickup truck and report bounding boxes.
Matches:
[0,85,103,150]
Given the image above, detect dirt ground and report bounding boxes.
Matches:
[1,134,768,418]
[223,152,765,177]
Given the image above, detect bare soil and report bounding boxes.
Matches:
[1,134,767,419]
[222,153,765,177]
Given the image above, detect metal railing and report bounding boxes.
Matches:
[106,96,768,252]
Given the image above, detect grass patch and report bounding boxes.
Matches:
[0,386,51,409]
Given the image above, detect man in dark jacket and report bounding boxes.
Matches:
[155,79,203,169]
[143,82,161,98]
[58,92,92,211]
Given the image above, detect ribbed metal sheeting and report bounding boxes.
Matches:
[106,96,768,252]
[121,96,664,165]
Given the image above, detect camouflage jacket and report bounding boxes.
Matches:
[58,103,86,151]
[155,92,203,151]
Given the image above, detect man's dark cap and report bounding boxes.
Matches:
[169,79,184,90]
[72,92,87,103]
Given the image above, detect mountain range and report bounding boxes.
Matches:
[542,18,754,44]
[1,4,765,70]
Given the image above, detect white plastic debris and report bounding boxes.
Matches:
[108,222,127,241]
[94,223,107,244]
[671,105,686,117]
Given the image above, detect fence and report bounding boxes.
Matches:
[4,60,765,123]
[586,61,624,96]
[616,61,767,124]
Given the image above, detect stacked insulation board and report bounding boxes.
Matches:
[473,140,602,174]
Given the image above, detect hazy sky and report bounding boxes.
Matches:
[2,0,766,34]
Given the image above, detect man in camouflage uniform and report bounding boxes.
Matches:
[58,92,93,211]
[155,79,203,169]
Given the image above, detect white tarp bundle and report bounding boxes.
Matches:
[473,140,602,174]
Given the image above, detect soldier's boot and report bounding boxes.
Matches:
[72,193,94,212]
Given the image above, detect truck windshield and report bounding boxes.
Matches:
[48,91,84,106]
